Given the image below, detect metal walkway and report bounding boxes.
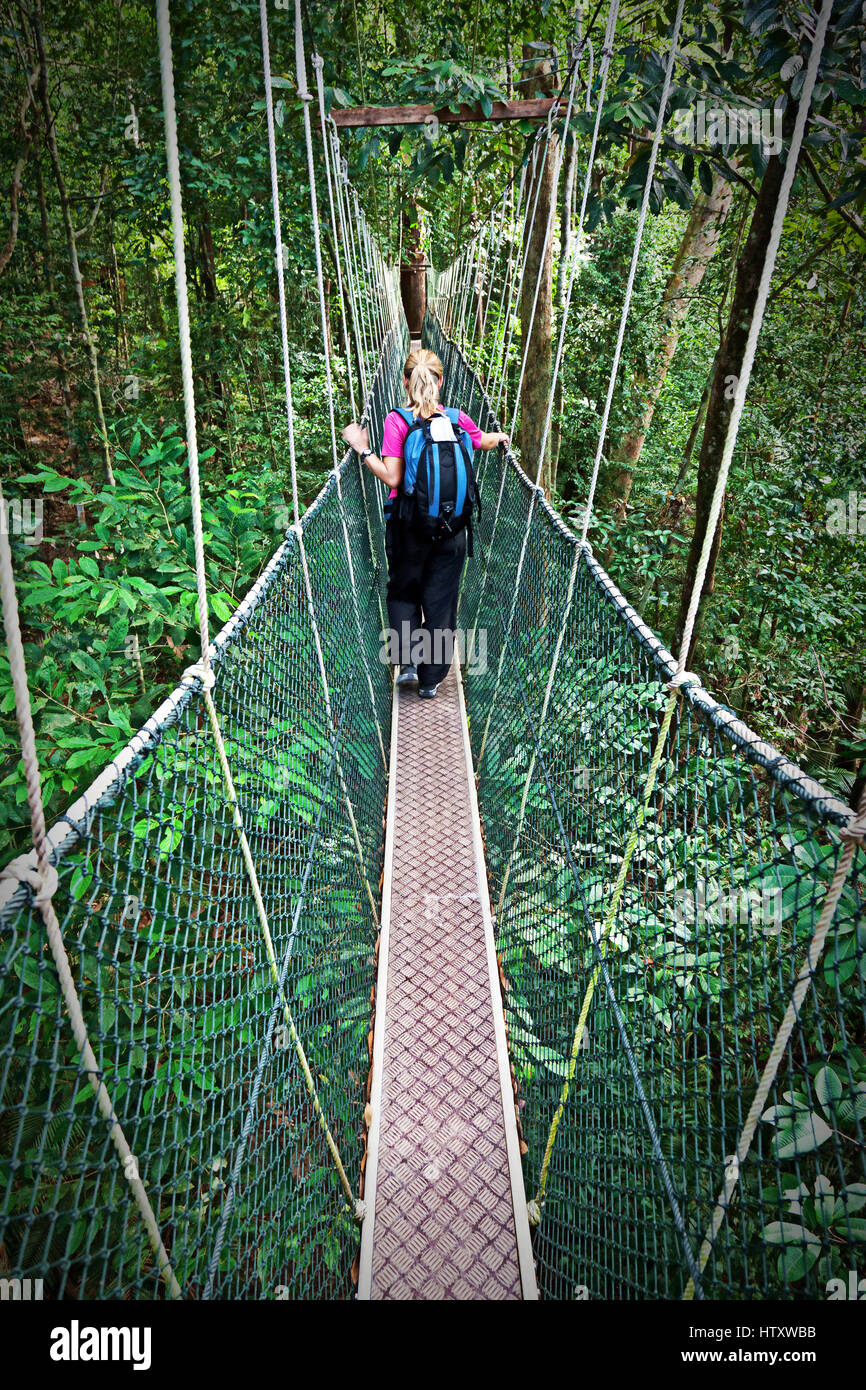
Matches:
[358,662,537,1300]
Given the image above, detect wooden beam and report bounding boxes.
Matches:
[330,97,556,129]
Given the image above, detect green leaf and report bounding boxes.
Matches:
[762,1221,822,1282]
[814,1065,843,1110]
[762,1220,821,1248]
[526,1043,572,1077]
[772,1111,834,1159]
[836,1083,866,1128]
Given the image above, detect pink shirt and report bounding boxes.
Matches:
[381,406,483,497]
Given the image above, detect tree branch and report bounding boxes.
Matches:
[0,71,38,276]
[800,147,866,245]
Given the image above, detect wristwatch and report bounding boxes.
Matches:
[360,447,374,462]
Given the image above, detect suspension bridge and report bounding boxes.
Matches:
[0,0,863,1302]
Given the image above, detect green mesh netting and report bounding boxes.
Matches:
[0,323,406,1300]
[426,312,866,1302]
[2,303,864,1302]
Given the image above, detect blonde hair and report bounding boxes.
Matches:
[403,349,444,419]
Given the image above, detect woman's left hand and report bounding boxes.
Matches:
[342,422,369,455]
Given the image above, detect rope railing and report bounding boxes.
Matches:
[0,14,406,1283]
[3,0,863,1307]
[0,324,405,1299]
[426,308,865,1301]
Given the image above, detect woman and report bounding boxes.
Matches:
[343,348,507,699]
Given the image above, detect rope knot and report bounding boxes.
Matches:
[667,669,701,691]
[0,854,59,911]
[182,661,216,692]
[353,1198,366,1223]
[840,811,866,846]
[526,1198,542,1227]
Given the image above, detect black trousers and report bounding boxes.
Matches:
[385,518,467,687]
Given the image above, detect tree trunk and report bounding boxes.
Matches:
[109,230,130,368]
[550,372,564,494]
[399,197,426,338]
[31,1,114,486]
[33,136,78,464]
[516,43,557,491]
[636,370,712,613]
[607,170,734,515]
[673,116,798,664]
[195,209,227,431]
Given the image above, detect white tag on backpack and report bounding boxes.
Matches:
[429,415,457,443]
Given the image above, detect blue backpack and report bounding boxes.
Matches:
[393,407,480,545]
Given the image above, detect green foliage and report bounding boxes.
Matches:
[0,424,292,859]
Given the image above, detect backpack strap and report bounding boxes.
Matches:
[442,407,481,522]
[445,407,474,458]
[397,408,433,446]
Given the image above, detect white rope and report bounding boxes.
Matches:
[490,123,550,417]
[579,0,685,546]
[155,0,212,669]
[158,0,363,1228]
[680,0,842,1295]
[329,127,369,397]
[349,187,377,375]
[295,13,386,771]
[486,158,529,403]
[535,0,619,478]
[258,0,385,821]
[482,175,525,390]
[507,59,582,452]
[474,4,617,765]
[312,65,386,635]
[313,58,357,418]
[294,0,340,474]
[0,477,182,1299]
[494,544,581,917]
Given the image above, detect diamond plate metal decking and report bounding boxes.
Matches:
[358,661,537,1300]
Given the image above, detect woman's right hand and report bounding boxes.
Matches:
[342,422,369,455]
[480,429,510,450]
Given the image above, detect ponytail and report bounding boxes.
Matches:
[403,348,444,419]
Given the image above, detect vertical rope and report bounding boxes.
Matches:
[578,0,685,544]
[330,126,369,398]
[506,60,582,450]
[535,0,619,478]
[679,0,842,1295]
[0,478,182,1300]
[295,12,387,771]
[257,0,380,917]
[157,5,364,1277]
[155,0,211,669]
[311,62,386,635]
